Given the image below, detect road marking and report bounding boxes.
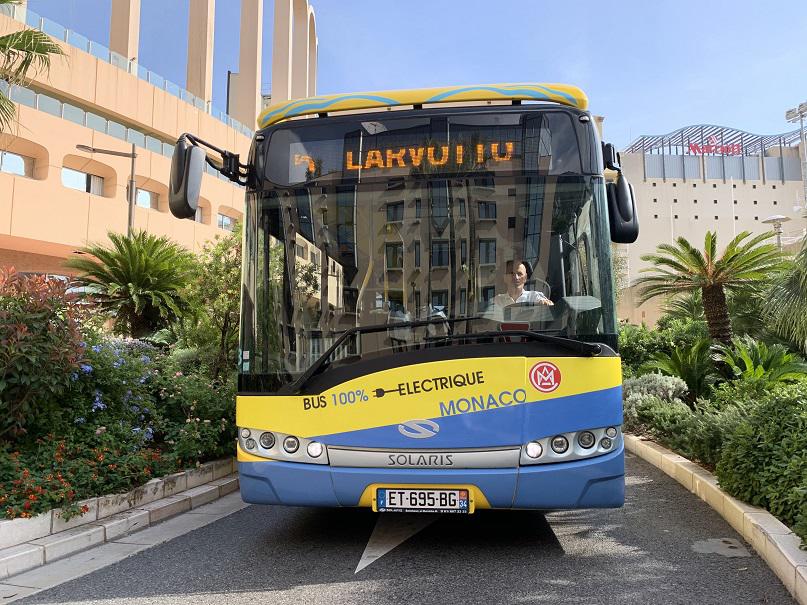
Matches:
[355,513,438,573]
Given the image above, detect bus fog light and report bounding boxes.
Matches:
[244,437,256,450]
[307,441,324,458]
[525,441,543,459]
[259,432,275,449]
[240,428,251,439]
[605,427,618,438]
[601,437,613,449]
[283,436,300,453]
[550,435,569,454]
[577,431,596,449]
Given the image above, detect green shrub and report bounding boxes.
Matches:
[0,269,86,441]
[712,335,807,385]
[716,382,807,543]
[640,338,716,403]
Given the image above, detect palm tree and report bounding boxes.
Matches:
[766,241,807,353]
[636,231,785,344]
[661,290,705,322]
[0,0,65,132]
[65,231,195,338]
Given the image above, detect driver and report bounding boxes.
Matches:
[493,260,553,307]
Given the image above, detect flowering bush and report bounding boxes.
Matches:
[0,269,86,440]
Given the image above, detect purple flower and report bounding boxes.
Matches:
[92,390,107,412]
[113,358,125,369]
[80,363,93,374]
[144,427,154,441]
[92,344,102,353]
[140,355,151,364]
[74,416,86,425]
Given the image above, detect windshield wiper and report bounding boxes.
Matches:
[424,331,602,356]
[279,316,485,394]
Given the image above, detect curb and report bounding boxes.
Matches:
[0,458,239,580]
[625,434,807,604]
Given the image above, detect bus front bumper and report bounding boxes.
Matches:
[237,445,624,510]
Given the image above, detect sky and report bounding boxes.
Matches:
[26,0,807,148]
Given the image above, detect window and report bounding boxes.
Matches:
[414,198,422,218]
[386,201,404,222]
[343,288,358,313]
[458,198,466,217]
[508,187,517,197]
[431,290,448,310]
[479,239,496,264]
[714,199,718,204]
[194,206,204,223]
[459,289,467,315]
[309,250,319,265]
[693,183,697,188]
[713,184,717,188]
[753,184,756,189]
[733,184,737,188]
[693,199,698,204]
[431,240,450,267]
[714,216,719,220]
[460,239,467,265]
[385,243,403,269]
[774,200,778,205]
[653,214,658,219]
[414,241,421,267]
[674,214,678,219]
[218,213,235,231]
[61,167,103,195]
[753,200,758,205]
[673,198,678,204]
[672,183,677,187]
[653,198,657,203]
[0,151,30,177]
[773,185,777,189]
[694,215,698,220]
[295,243,305,258]
[481,286,495,307]
[135,188,158,209]
[478,201,497,219]
[652,182,657,187]
[414,290,421,313]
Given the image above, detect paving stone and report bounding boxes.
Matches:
[762,531,805,595]
[96,492,132,520]
[210,475,239,496]
[162,471,188,497]
[126,478,165,508]
[91,509,149,541]
[745,512,792,553]
[184,484,220,508]
[136,495,191,524]
[722,495,764,537]
[29,525,104,563]
[0,543,44,580]
[0,582,39,601]
[211,458,233,480]
[0,512,51,550]
[691,468,724,515]
[51,498,98,533]
[185,463,214,489]
[795,565,807,604]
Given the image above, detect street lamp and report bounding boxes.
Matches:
[785,101,807,214]
[76,143,137,237]
[762,215,791,251]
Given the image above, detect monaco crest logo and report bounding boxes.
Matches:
[529,361,561,393]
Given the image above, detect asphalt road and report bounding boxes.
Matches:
[17,453,794,605]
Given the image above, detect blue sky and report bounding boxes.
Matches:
[27,0,807,147]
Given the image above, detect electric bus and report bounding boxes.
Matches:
[169,83,639,513]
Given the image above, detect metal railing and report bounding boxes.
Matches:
[0,5,253,138]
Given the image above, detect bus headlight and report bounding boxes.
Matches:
[577,431,596,449]
[550,435,569,454]
[283,436,300,453]
[244,437,256,450]
[259,432,275,449]
[307,441,324,458]
[605,427,618,438]
[600,437,613,450]
[525,441,543,459]
[240,428,251,439]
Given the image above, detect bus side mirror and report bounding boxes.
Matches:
[607,173,639,243]
[169,135,206,219]
[602,142,621,171]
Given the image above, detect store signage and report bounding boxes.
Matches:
[687,135,743,156]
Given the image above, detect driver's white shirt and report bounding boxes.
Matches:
[499,289,549,304]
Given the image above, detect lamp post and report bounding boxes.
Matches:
[762,215,791,251]
[76,143,137,237]
[785,101,807,214]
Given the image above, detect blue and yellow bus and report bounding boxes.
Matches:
[169,83,639,513]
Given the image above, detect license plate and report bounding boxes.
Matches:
[375,488,470,513]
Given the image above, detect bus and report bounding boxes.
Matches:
[168,83,638,513]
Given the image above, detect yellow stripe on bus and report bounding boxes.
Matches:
[237,356,621,438]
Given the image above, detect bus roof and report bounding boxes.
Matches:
[257,83,588,129]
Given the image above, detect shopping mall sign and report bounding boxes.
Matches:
[688,135,743,156]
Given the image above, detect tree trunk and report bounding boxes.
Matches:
[702,285,732,344]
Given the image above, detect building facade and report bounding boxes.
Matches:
[0,0,318,276]
[617,124,806,324]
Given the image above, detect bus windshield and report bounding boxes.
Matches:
[240,108,616,390]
